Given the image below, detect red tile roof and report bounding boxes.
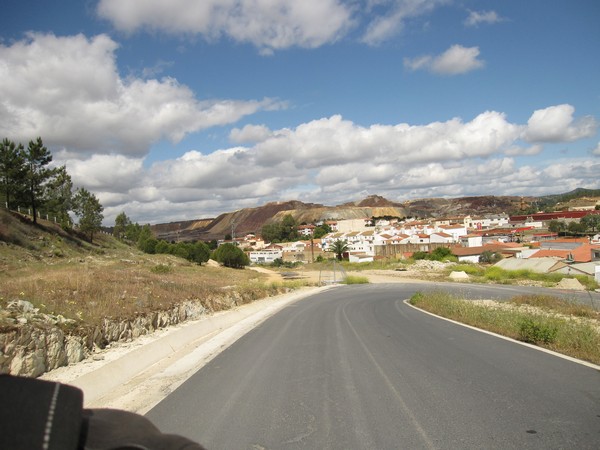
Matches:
[531,243,598,263]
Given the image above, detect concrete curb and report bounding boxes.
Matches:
[69,286,332,404]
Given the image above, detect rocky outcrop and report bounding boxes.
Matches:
[0,299,210,378]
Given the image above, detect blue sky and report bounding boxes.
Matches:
[1,0,599,224]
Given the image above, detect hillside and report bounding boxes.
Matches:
[0,208,117,269]
[402,195,528,218]
[150,194,522,241]
[149,189,600,242]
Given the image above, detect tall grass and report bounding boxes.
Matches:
[410,291,600,365]
[343,275,370,284]
[0,254,305,330]
[445,263,599,290]
[447,263,485,276]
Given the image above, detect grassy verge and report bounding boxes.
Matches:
[0,253,310,331]
[446,263,599,290]
[409,291,600,365]
[343,275,370,284]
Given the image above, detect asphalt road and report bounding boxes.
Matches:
[146,283,600,449]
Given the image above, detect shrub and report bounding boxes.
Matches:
[189,241,211,265]
[170,242,191,260]
[411,247,456,263]
[575,275,599,291]
[449,263,485,276]
[412,251,428,260]
[479,250,502,264]
[343,275,369,284]
[270,258,284,267]
[430,247,454,261]
[151,264,173,274]
[483,266,505,282]
[155,240,171,254]
[212,243,249,269]
[138,238,158,254]
[518,318,558,345]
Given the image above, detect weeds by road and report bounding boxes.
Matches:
[0,250,311,331]
[409,291,600,365]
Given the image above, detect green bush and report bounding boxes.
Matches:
[411,247,457,263]
[483,266,505,281]
[212,243,249,269]
[189,241,211,265]
[343,275,369,284]
[518,318,558,345]
[479,250,502,264]
[449,264,485,276]
[412,251,428,260]
[151,264,173,274]
[430,247,454,261]
[575,275,599,291]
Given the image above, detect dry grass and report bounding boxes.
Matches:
[1,210,315,336]
[0,250,308,330]
[509,294,600,319]
[410,291,600,365]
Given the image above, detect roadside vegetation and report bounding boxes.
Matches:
[1,137,104,242]
[445,263,599,290]
[343,275,370,284]
[0,210,308,332]
[409,291,600,365]
[298,255,599,291]
[0,251,308,331]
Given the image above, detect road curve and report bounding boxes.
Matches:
[147,283,600,449]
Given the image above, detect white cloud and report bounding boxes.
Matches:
[593,142,600,156]
[0,33,281,157]
[464,10,503,27]
[59,154,145,191]
[404,45,484,75]
[47,105,598,225]
[504,144,543,156]
[229,124,272,143]
[361,0,448,45]
[97,0,354,53]
[97,0,457,50]
[523,104,598,143]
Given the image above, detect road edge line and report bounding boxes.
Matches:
[403,299,600,372]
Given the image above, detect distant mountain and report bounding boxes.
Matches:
[149,195,508,241]
[340,195,403,208]
[150,188,600,241]
[535,188,600,211]
[153,201,324,241]
[402,195,527,218]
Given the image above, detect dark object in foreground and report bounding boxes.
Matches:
[0,375,206,449]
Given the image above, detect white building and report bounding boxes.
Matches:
[438,224,467,241]
[249,249,283,264]
[430,232,454,244]
[460,234,483,248]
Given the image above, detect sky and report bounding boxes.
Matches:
[1,0,599,225]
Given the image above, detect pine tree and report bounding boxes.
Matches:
[72,187,104,243]
[113,211,131,240]
[45,165,73,228]
[0,138,26,209]
[23,137,53,224]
